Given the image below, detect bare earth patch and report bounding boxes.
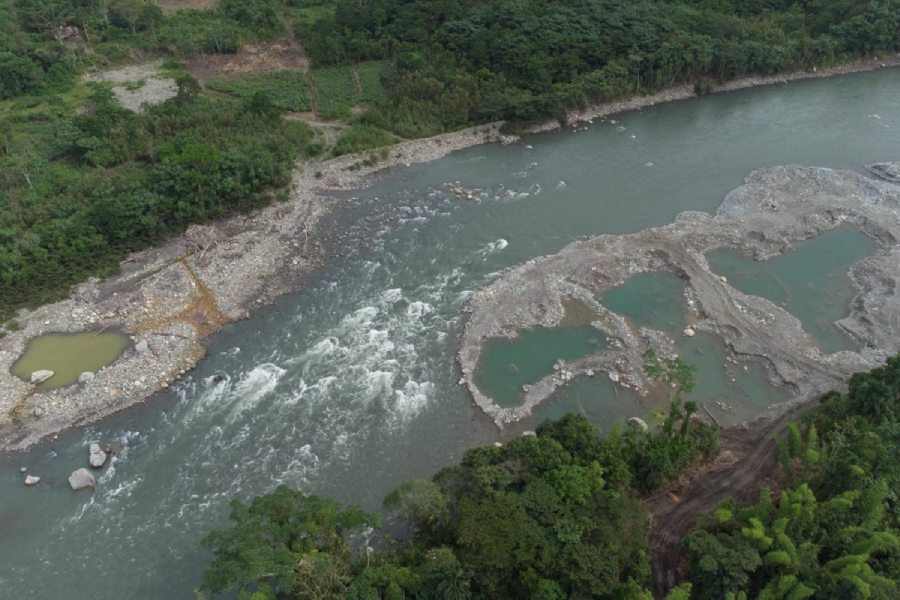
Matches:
[154,0,220,13]
[84,61,178,112]
[184,40,309,85]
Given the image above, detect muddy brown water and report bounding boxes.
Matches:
[10,332,130,389]
[0,68,898,598]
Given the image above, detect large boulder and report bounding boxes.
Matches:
[30,370,54,384]
[77,371,95,384]
[627,417,649,432]
[24,475,40,486]
[68,468,96,491]
[88,443,108,468]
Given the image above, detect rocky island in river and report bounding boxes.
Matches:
[460,162,900,427]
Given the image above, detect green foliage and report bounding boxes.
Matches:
[298,0,900,135]
[309,60,388,119]
[201,485,378,598]
[684,356,900,599]
[0,86,316,321]
[383,478,449,536]
[207,71,313,112]
[331,124,396,157]
[201,409,723,598]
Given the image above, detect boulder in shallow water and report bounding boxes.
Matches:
[683,327,696,337]
[77,371,95,384]
[88,443,108,468]
[68,468,96,491]
[30,370,54,384]
[24,475,40,486]
[627,417,649,432]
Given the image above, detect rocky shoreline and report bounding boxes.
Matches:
[458,163,900,428]
[0,122,517,452]
[1,57,898,452]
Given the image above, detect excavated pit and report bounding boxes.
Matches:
[459,164,900,427]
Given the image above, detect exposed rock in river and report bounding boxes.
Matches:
[88,443,108,468]
[24,475,40,486]
[627,417,649,432]
[68,468,96,491]
[459,164,900,427]
[77,371,94,384]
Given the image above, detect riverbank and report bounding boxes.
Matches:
[1,56,898,451]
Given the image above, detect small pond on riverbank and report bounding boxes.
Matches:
[473,325,606,407]
[706,227,875,353]
[600,271,791,423]
[11,332,130,389]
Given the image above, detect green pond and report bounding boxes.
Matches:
[679,332,792,425]
[11,332,130,388]
[534,376,645,429]
[707,228,876,353]
[599,271,791,424]
[602,272,687,334]
[474,325,607,406]
[532,332,789,428]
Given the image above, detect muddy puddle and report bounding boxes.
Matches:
[11,332,130,389]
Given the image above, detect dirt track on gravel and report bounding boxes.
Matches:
[646,396,820,597]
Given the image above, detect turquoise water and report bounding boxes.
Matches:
[602,272,687,334]
[532,332,788,429]
[534,376,645,430]
[679,332,792,425]
[707,228,876,353]
[474,326,606,406]
[0,68,897,599]
[600,271,791,424]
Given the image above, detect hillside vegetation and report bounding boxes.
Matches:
[198,357,900,599]
[2,0,899,328]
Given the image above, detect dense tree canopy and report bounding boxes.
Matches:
[299,0,900,135]
[2,0,898,327]
[684,356,900,599]
[202,406,719,598]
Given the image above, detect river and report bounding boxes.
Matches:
[1,68,898,598]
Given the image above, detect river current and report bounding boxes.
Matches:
[1,69,899,598]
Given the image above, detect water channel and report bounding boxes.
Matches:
[1,68,898,598]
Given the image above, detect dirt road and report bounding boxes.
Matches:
[646,396,820,597]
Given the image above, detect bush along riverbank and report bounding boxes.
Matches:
[197,357,900,599]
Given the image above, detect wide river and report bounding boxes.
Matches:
[1,69,899,598]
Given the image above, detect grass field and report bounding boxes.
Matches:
[206,70,312,112]
[309,60,388,119]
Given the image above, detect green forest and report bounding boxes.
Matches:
[199,356,900,599]
[2,0,899,327]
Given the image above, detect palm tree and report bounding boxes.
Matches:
[434,568,471,600]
